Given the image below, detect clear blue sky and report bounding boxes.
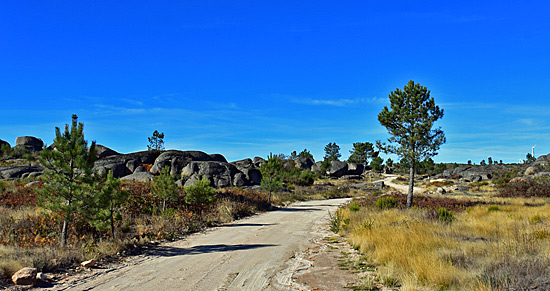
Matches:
[1,1,549,164]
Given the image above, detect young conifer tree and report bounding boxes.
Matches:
[184,176,217,222]
[39,114,97,247]
[90,171,128,238]
[259,153,283,205]
[152,166,179,215]
[378,81,445,207]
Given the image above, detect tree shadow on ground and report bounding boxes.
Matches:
[146,243,279,257]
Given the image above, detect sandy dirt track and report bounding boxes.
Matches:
[51,198,351,291]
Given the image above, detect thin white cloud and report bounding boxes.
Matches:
[291,97,386,107]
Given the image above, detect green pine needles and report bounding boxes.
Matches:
[260,153,283,205]
[39,114,97,247]
[185,176,216,221]
[378,80,446,207]
[152,166,180,215]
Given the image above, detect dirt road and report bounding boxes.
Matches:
[52,198,351,291]
[380,174,426,194]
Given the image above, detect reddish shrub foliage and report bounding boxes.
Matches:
[0,182,38,207]
[497,178,550,198]
[355,192,483,212]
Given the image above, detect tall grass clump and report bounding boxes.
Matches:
[342,197,550,290]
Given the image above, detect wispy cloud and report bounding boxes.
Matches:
[291,97,386,107]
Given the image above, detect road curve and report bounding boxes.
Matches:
[53,198,351,291]
[379,174,426,194]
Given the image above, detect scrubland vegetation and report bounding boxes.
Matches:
[0,178,274,283]
[333,178,550,290]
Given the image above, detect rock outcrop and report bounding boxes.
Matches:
[182,161,246,188]
[328,161,348,177]
[0,162,43,179]
[15,136,43,152]
[150,150,217,176]
[294,156,315,170]
[95,144,120,159]
[93,151,159,178]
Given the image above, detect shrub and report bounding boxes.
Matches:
[529,214,543,224]
[349,201,360,212]
[497,177,550,198]
[488,205,500,212]
[328,210,343,233]
[376,196,398,210]
[437,207,454,223]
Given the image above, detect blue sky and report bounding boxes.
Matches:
[1,1,549,164]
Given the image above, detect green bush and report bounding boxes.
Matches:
[376,196,398,210]
[437,207,455,223]
[488,205,500,212]
[349,201,360,212]
[328,210,343,233]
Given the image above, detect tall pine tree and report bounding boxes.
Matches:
[39,114,97,247]
[378,81,445,207]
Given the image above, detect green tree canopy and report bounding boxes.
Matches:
[39,114,97,247]
[348,142,376,166]
[378,81,445,207]
[298,148,313,159]
[90,171,128,238]
[152,166,180,215]
[321,142,341,173]
[184,176,217,221]
[148,130,165,153]
[259,153,283,205]
[370,156,384,173]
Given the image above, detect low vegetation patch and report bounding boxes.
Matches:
[336,197,550,290]
[426,180,453,187]
[0,180,272,284]
[355,192,483,212]
[497,177,550,198]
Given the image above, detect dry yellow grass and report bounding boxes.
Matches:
[340,198,550,290]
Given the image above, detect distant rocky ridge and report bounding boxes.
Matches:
[3,135,548,187]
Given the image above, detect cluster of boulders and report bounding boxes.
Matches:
[516,153,550,181]
[1,135,375,185]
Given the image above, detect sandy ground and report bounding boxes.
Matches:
[381,174,426,194]
[45,198,353,291]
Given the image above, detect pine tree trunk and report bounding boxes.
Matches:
[407,162,415,207]
[61,217,68,247]
[110,205,115,239]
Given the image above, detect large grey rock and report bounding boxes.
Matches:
[0,163,43,179]
[209,154,228,163]
[12,267,37,286]
[183,174,202,187]
[93,151,159,178]
[311,161,323,172]
[347,163,364,175]
[233,172,248,187]
[231,158,254,169]
[120,171,154,182]
[95,144,120,159]
[328,160,348,177]
[241,168,262,185]
[534,153,550,167]
[150,150,215,176]
[15,136,43,152]
[295,157,315,170]
[181,161,244,188]
[253,157,265,167]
